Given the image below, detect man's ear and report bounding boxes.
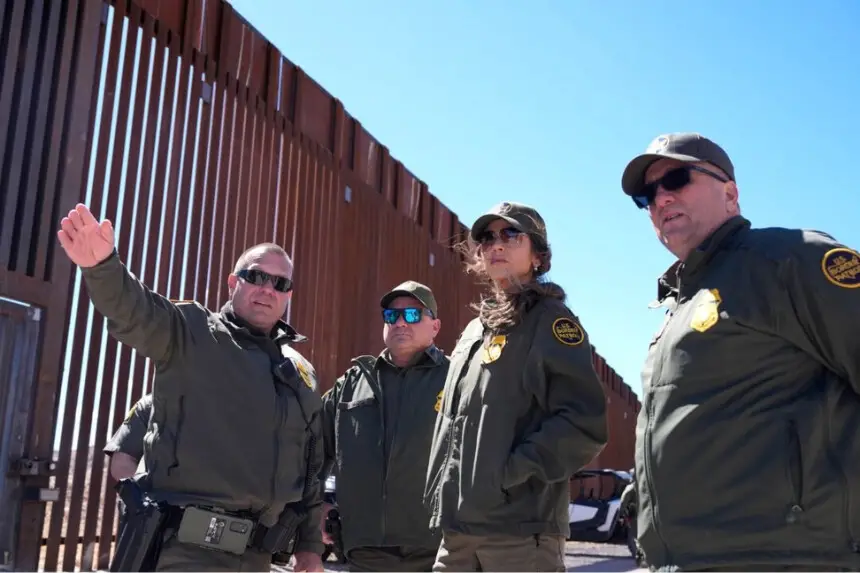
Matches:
[227,273,237,296]
[724,181,739,210]
[432,319,442,336]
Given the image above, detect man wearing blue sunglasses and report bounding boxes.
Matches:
[622,132,860,572]
[320,281,449,572]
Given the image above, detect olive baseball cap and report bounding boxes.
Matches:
[380,280,438,318]
[470,201,547,243]
[621,132,736,197]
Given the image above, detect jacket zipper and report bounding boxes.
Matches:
[354,360,387,541]
[785,421,803,508]
[269,396,282,514]
[643,391,670,561]
[168,396,185,475]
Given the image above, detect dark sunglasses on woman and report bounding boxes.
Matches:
[475,226,524,247]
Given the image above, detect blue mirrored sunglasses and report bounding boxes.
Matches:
[382,307,427,325]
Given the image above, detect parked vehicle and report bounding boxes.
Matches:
[568,468,632,543]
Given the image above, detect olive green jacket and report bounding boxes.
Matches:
[637,216,860,570]
[81,252,324,555]
[425,295,608,538]
[321,347,448,553]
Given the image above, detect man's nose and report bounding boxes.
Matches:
[653,187,676,208]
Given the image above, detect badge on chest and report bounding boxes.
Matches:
[690,288,722,333]
[481,335,507,364]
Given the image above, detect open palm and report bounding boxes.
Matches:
[57,203,116,268]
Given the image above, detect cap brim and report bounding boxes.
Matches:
[470,214,524,240]
[380,290,423,309]
[621,152,703,196]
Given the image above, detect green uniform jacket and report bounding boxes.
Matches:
[637,215,860,570]
[425,296,608,538]
[321,347,449,553]
[81,253,325,554]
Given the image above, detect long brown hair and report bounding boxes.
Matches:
[457,231,566,333]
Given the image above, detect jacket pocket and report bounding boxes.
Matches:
[168,396,185,475]
[786,421,803,508]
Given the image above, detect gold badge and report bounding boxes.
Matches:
[821,247,860,289]
[690,288,722,333]
[123,405,136,423]
[481,335,507,363]
[551,318,584,346]
[296,360,314,389]
[434,390,443,413]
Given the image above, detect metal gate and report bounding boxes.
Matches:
[0,0,640,569]
[0,299,47,571]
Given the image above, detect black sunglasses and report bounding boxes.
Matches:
[382,307,431,325]
[475,226,524,247]
[236,269,293,293]
[632,165,729,209]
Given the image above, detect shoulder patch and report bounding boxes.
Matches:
[123,405,137,423]
[551,317,584,346]
[821,247,860,288]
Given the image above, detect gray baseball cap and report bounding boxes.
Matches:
[621,132,735,197]
[380,280,438,318]
[470,201,547,244]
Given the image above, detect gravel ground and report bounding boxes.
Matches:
[271,540,646,572]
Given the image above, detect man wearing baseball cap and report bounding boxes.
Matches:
[622,132,860,571]
[319,281,449,571]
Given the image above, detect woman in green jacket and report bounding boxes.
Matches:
[424,201,608,572]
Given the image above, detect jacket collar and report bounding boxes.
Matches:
[654,215,750,303]
[220,301,307,344]
[377,344,445,370]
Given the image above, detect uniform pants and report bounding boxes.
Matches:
[347,545,438,572]
[432,530,565,572]
[154,532,271,572]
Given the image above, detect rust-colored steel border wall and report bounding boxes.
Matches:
[0,0,641,569]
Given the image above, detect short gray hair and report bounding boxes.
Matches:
[233,243,292,274]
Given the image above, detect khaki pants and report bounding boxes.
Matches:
[432,530,565,572]
[347,545,437,572]
[154,533,271,572]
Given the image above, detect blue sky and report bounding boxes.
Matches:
[227,0,860,396]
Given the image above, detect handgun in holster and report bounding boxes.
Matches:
[252,502,308,556]
[109,478,171,572]
[324,507,344,555]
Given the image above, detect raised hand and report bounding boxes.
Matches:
[57,203,116,268]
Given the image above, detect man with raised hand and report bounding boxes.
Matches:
[57,203,325,572]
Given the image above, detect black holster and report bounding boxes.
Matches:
[109,479,171,572]
[252,503,307,556]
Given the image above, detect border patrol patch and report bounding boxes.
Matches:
[434,390,443,413]
[821,247,860,289]
[296,360,314,389]
[551,318,584,346]
[690,288,722,333]
[481,335,507,363]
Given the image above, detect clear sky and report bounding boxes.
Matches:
[227,0,860,396]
